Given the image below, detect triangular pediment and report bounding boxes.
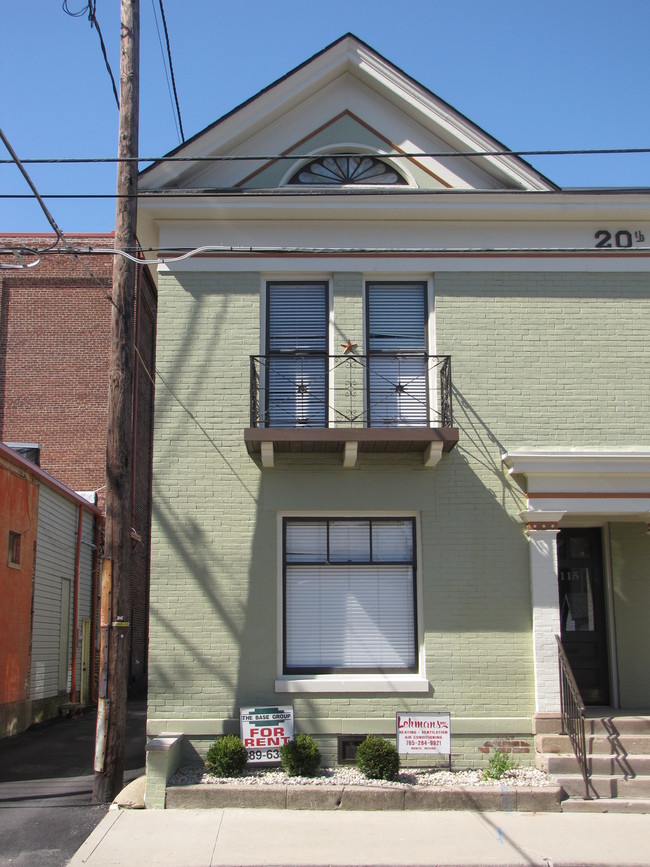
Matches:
[140,34,557,194]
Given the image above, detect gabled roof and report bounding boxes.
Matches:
[140,34,558,194]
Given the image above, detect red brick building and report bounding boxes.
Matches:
[0,233,156,696]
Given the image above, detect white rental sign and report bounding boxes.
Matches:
[239,706,294,765]
[396,712,451,755]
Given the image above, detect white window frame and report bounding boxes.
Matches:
[362,276,437,427]
[275,510,428,694]
[260,276,335,426]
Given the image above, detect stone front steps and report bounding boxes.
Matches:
[536,713,650,813]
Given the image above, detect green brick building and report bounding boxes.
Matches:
[138,35,650,794]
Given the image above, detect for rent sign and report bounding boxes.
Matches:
[239,706,294,765]
[396,712,451,755]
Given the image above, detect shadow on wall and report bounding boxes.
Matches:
[147,283,533,730]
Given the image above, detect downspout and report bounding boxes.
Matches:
[90,517,102,704]
[70,504,83,704]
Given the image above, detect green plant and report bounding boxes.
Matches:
[205,735,248,777]
[280,733,321,776]
[482,748,515,780]
[355,735,400,781]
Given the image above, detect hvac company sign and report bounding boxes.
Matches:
[239,706,294,765]
[396,711,451,755]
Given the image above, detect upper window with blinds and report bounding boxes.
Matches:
[265,282,329,427]
[366,282,429,427]
[367,282,427,351]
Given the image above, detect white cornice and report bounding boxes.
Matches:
[503,449,650,520]
[503,448,650,478]
[138,190,650,225]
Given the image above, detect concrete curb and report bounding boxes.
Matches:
[165,783,565,812]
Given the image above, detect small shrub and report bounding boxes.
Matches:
[355,735,400,781]
[205,735,248,777]
[482,748,515,780]
[280,733,321,777]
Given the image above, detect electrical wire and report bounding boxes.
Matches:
[13,242,648,268]
[0,247,41,270]
[157,0,184,142]
[3,146,650,165]
[62,1,120,109]
[0,127,66,253]
[0,128,115,294]
[151,0,180,143]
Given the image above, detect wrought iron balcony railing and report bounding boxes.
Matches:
[250,353,453,429]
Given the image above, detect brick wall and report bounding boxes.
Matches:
[147,267,650,768]
[0,234,113,492]
[0,233,157,692]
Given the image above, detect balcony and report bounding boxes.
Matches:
[245,353,459,468]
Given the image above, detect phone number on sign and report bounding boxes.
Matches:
[247,748,281,762]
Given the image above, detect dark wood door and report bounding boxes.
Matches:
[557,528,610,705]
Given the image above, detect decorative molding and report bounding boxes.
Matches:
[503,448,650,478]
[288,154,408,186]
[343,441,358,468]
[527,520,559,531]
[423,441,443,468]
[260,441,274,468]
[237,110,449,189]
[521,510,565,533]
[504,449,650,520]
[529,491,650,498]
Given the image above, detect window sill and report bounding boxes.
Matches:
[274,675,430,694]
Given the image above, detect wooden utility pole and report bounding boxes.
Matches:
[93,0,140,804]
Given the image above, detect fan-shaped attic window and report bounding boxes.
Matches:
[288,155,408,186]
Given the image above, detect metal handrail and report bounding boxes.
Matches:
[249,353,453,429]
[556,635,591,800]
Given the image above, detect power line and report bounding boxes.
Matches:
[156,0,184,142]
[150,0,181,143]
[62,1,120,110]
[4,243,648,265]
[0,126,118,299]
[2,146,650,165]
[0,127,66,247]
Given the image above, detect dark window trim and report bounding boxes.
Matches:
[282,516,418,675]
[338,735,371,765]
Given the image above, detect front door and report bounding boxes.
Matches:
[557,527,610,705]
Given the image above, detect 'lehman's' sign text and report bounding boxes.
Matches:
[396,712,451,755]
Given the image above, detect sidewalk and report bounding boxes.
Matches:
[70,806,650,866]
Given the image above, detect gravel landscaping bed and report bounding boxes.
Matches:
[169,765,550,789]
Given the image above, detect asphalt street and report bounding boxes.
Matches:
[0,699,146,867]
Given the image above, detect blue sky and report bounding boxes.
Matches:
[2,0,649,233]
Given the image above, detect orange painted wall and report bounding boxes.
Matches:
[0,461,38,705]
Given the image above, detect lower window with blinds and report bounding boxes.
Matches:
[283,517,417,674]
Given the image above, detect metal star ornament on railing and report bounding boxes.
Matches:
[340,339,357,354]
